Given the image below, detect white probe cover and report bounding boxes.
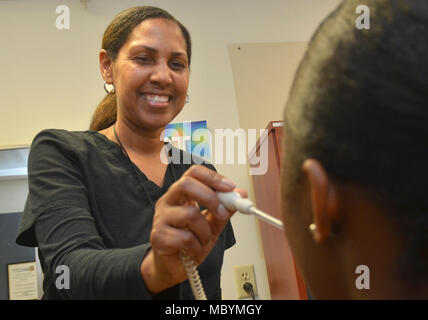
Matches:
[217,192,253,214]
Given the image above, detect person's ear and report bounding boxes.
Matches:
[99,49,114,84]
[302,159,340,244]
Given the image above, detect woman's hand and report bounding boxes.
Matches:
[140,165,247,295]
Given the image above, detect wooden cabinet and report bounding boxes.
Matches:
[249,121,308,300]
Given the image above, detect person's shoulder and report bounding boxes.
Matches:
[32,128,98,146]
[33,128,93,141]
[30,129,101,156]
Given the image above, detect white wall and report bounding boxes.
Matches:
[0,179,28,214]
[0,0,342,299]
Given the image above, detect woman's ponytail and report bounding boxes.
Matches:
[89,93,117,131]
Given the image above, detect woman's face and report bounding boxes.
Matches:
[111,18,189,131]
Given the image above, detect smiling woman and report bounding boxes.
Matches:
[101,18,189,134]
[16,6,243,300]
[90,7,192,133]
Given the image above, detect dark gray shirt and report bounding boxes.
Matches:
[16,129,235,300]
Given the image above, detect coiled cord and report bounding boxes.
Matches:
[180,192,284,300]
[180,192,281,300]
[179,251,207,300]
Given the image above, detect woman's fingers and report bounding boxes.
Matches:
[234,188,248,199]
[202,188,249,237]
[184,165,237,192]
[162,165,236,221]
[152,203,212,250]
[151,224,203,257]
[146,165,249,292]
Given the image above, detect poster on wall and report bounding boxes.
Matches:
[8,261,38,300]
[164,120,212,162]
[0,212,38,300]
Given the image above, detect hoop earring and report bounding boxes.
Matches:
[309,223,338,238]
[104,80,115,94]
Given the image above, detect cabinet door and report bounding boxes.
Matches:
[249,121,307,299]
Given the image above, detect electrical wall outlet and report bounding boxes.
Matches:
[233,264,258,299]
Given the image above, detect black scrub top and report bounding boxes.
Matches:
[16,129,235,299]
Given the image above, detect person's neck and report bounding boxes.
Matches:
[113,120,166,157]
[349,277,428,299]
[339,188,427,300]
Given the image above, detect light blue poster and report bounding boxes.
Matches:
[164,120,211,161]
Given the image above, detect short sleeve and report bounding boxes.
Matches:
[16,130,161,299]
[17,130,90,247]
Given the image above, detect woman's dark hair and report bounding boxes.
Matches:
[284,0,428,289]
[89,6,192,131]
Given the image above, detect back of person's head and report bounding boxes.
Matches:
[89,6,192,131]
[282,0,428,297]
